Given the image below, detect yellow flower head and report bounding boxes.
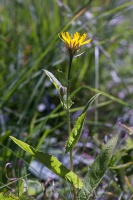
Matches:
[59,32,92,57]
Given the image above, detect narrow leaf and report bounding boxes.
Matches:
[110,162,133,170]
[35,152,83,189]
[78,134,118,199]
[43,69,73,109]
[10,136,35,155]
[65,93,100,153]
[43,69,62,91]
[10,136,83,189]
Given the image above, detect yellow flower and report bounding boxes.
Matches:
[59,32,92,57]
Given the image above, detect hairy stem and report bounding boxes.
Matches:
[67,56,72,136]
[67,56,77,200]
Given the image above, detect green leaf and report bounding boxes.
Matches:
[43,69,62,91]
[10,136,83,189]
[0,193,19,200]
[9,136,35,156]
[126,137,133,151]
[0,193,34,200]
[78,134,118,199]
[35,152,83,189]
[43,69,73,109]
[65,93,100,153]
[110,162,133,170]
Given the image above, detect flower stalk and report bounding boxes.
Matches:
[59,31,92,200]
[67,55,77,200]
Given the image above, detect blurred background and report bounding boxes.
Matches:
[0,0,133,199]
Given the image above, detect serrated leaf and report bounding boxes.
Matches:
[10,136,83,189]
[65,93,100,153]
[43,69,73,109]
[78,134,118,199]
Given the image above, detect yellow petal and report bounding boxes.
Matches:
[61,32,70,45]
[58,33,66,43]
[66,32,71,45]
[74,32,80,41]
[78,34,87,45]
[81,38,92,45]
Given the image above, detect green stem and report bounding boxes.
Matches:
[67,56,77,200]
[67,56,72,136]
